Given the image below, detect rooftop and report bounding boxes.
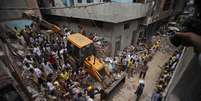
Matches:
[47,2,148,23]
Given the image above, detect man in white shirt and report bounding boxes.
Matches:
[34,67,43,85]
[62,62,71,70]
[112,57,118,72]
[42,62,53,76]
[176,53,180,59]
[29,37,35,45]
[34,68,42,78]
[33,46,42,63]
[47,82,55,91]
[126,53,131,61]
[47,81,55,95]
[59,48,64,60]
[33,46,42,56]
[86,96,94,101]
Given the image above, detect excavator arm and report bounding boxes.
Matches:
[22,12,61,34]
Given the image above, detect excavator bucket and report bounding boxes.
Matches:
[100,73,126,100]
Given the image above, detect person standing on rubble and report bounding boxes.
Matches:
[46,78,56,98]
[112,57,118,72]
[42,61,53,77]
[33,44,42,63]
[23,55,34,65]
[49,51,58,71]
[30,66,43,86]
[139,61,149,79]
[122,56,128,72]
[127,54,133,77]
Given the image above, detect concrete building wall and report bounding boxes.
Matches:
[50,18,114,53]
[53,19,113,39]
[41,0,147,55]
[41,2,148,23]
[0,0,41,22]
[111,20,140,54]
[47,16,140,55]
[165,48,201,101]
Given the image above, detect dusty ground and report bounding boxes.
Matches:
[109,51,171,101]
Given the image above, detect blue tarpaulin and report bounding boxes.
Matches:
[5,19,33,30]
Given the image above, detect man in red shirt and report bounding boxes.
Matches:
[49,52,58,71]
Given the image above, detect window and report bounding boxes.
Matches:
[87,0,93,3]
[78,0,82,3]
[131,30,137,44]
[124,23,130,30]
[103,0,111,2]
[163,0,171,11]
[115,35,121,55]
[70,18,80,23]
[135,0,145,3]
[37,0,45,7]
[49,0,55,7]
[93,21,103,28]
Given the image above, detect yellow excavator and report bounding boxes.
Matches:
[67,33,126,99]
[67,33,112,88]
[23,12,126,99]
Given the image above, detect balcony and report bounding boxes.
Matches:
[143,10,172,25]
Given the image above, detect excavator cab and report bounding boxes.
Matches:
[67,33,93,62]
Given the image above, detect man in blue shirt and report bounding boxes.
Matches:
[151,89,162,101]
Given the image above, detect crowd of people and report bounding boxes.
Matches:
[14,22,174,101]
[101,36,162,101]
[151,48,183,101]
[17,25,102,101]
[120,37,161,78]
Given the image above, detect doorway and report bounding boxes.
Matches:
[115,35,121,55]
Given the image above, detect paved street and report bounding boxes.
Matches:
[110,51,172,101]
